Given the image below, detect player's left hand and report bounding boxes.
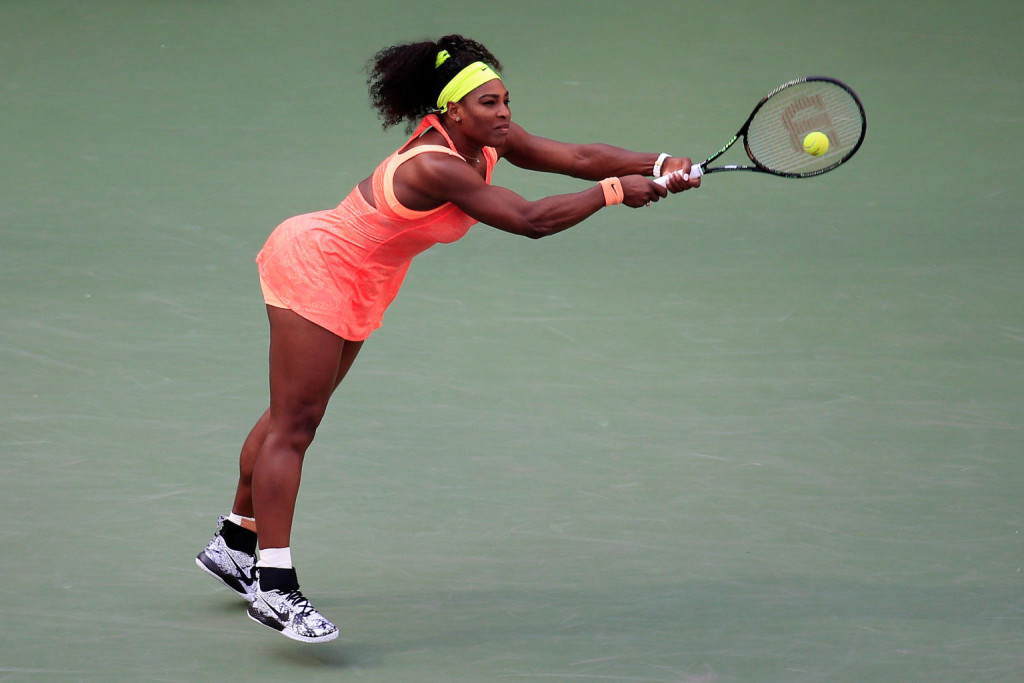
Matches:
[659,157,701,192]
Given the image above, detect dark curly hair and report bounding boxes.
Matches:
[366,34,503,132]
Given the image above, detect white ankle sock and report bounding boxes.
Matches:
[227,512,255,527]
[256,547,292,568]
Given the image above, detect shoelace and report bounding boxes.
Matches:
[282,589,318,617]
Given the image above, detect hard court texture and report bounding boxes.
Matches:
[1,1,1022,681]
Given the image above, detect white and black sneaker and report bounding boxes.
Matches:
[247,567,339,643]
[195,517,258,602]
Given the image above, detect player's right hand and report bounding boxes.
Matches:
[620,175,668,208]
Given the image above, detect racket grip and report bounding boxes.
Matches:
[654,164,703,187]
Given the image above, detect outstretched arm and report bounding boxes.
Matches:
[403,152,664,239]
[391,122,700,239]
[498,122,697,182]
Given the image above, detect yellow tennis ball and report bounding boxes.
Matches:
[803,131,830,156]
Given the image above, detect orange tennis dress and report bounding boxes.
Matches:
[256,114,497,341]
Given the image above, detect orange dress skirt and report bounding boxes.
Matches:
[256,116,496,341]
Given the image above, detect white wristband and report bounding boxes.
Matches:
[653,153,671,177]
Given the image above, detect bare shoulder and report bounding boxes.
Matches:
[394,147,487,210]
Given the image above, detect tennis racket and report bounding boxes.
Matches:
[656,76,866,184]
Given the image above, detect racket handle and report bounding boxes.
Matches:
[654,164,703,187]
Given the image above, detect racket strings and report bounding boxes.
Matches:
[746,80,865,177]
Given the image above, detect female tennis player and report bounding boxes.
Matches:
[196,34,699,643]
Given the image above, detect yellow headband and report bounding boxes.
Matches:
[436,61,501,113]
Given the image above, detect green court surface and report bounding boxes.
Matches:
[2,1,1022,681]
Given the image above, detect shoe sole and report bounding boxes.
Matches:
[195,554,256,603]
[246,607,339,643]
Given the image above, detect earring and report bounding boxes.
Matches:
[455,116,462,123]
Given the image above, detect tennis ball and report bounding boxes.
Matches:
[803,131,830,156]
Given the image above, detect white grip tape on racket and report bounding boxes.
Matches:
[654,165,703,187]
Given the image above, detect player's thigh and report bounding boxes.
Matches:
[265,306,347,428]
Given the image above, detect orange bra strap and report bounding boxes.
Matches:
[373,114,499,218]
[380,145,462,219]
[408,114,496,164]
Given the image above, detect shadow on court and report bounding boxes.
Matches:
[198,577,1021,678]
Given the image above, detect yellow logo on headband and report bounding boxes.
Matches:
[436,61,501,113]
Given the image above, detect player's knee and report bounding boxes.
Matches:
[292,412,324,450]
[275,405,327,452]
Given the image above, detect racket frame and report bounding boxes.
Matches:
[661,76,866,182]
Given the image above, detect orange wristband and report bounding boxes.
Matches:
[598,177,624,206]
